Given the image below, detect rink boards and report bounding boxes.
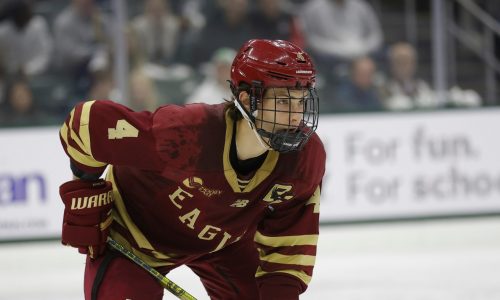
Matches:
[318,108,500,223]
[1,108,500,240]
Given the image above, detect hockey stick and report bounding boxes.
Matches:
[107,237,197,300]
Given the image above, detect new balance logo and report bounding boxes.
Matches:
[230,199,249,208]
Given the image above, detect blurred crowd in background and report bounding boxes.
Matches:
[0,0,498,127]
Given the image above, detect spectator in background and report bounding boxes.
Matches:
[0,0,53,77]
[300,0,383,81]
[381,42,436,111]
[331,56,384,113]
[0,77,55,126]
[53,0,111,98]
[249,0,304,47]
[160,0,206,66]
[126,28,159,111]
[185,47,236,105]
[128,69,159,111]
[131,0,182,66]
[190,0,251,67]
[88,28,159,112]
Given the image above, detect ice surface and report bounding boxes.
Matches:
[1,217,499,300]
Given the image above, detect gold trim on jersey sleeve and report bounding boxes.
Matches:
[67,108,86,152]
[254,231,318,247]
[60,122,107,168]
[255,266,312,285]
[305,185,321,214]
[259,252,316,266]
[222,110,279,193]
[79,100,95,156]
[67,100,95,156]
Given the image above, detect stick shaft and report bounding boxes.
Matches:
[107,237,197,300]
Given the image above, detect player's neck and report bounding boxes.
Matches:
[235,119,269,160]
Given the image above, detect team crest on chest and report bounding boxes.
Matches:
[263,184,294,204]
[182,177,222,197]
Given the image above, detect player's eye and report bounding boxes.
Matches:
[276,98,289,105]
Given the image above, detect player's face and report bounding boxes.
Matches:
[256,87,307,132]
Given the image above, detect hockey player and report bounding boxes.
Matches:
[59,39,325,300]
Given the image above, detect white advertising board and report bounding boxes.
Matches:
[0,127,71,241]
[317,108,500,222]
[1,108,500,240]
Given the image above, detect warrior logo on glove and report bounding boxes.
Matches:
[59,179,114,259]
[69,187,114,210]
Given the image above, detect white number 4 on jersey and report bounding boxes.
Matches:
[108,119,139,139]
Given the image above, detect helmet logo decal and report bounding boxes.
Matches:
[296,52,306,62]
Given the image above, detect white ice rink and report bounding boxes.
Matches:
[1,217,500,300]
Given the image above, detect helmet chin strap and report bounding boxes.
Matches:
[234,99,271,151]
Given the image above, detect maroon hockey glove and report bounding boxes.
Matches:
[59,179,114,259]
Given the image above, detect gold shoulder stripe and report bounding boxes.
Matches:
[260,252,316,266]
[305,185,321,214]
[255,266,312,285]
[254,231,318,247]
[67,108,86,152]
[60,122,107,168]
[79,100,95,156]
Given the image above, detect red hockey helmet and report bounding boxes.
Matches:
[230,39,319,153]
[230,39,316,90]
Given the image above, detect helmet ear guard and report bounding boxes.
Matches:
[232,81,273,151]
[249,80,263,117]
[230,80,263,122]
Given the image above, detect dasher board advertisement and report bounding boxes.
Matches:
[1,108,500,240]
[318,108,500,222]
[0,127,70,241]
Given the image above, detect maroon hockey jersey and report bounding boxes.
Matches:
[60,100,326,294]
